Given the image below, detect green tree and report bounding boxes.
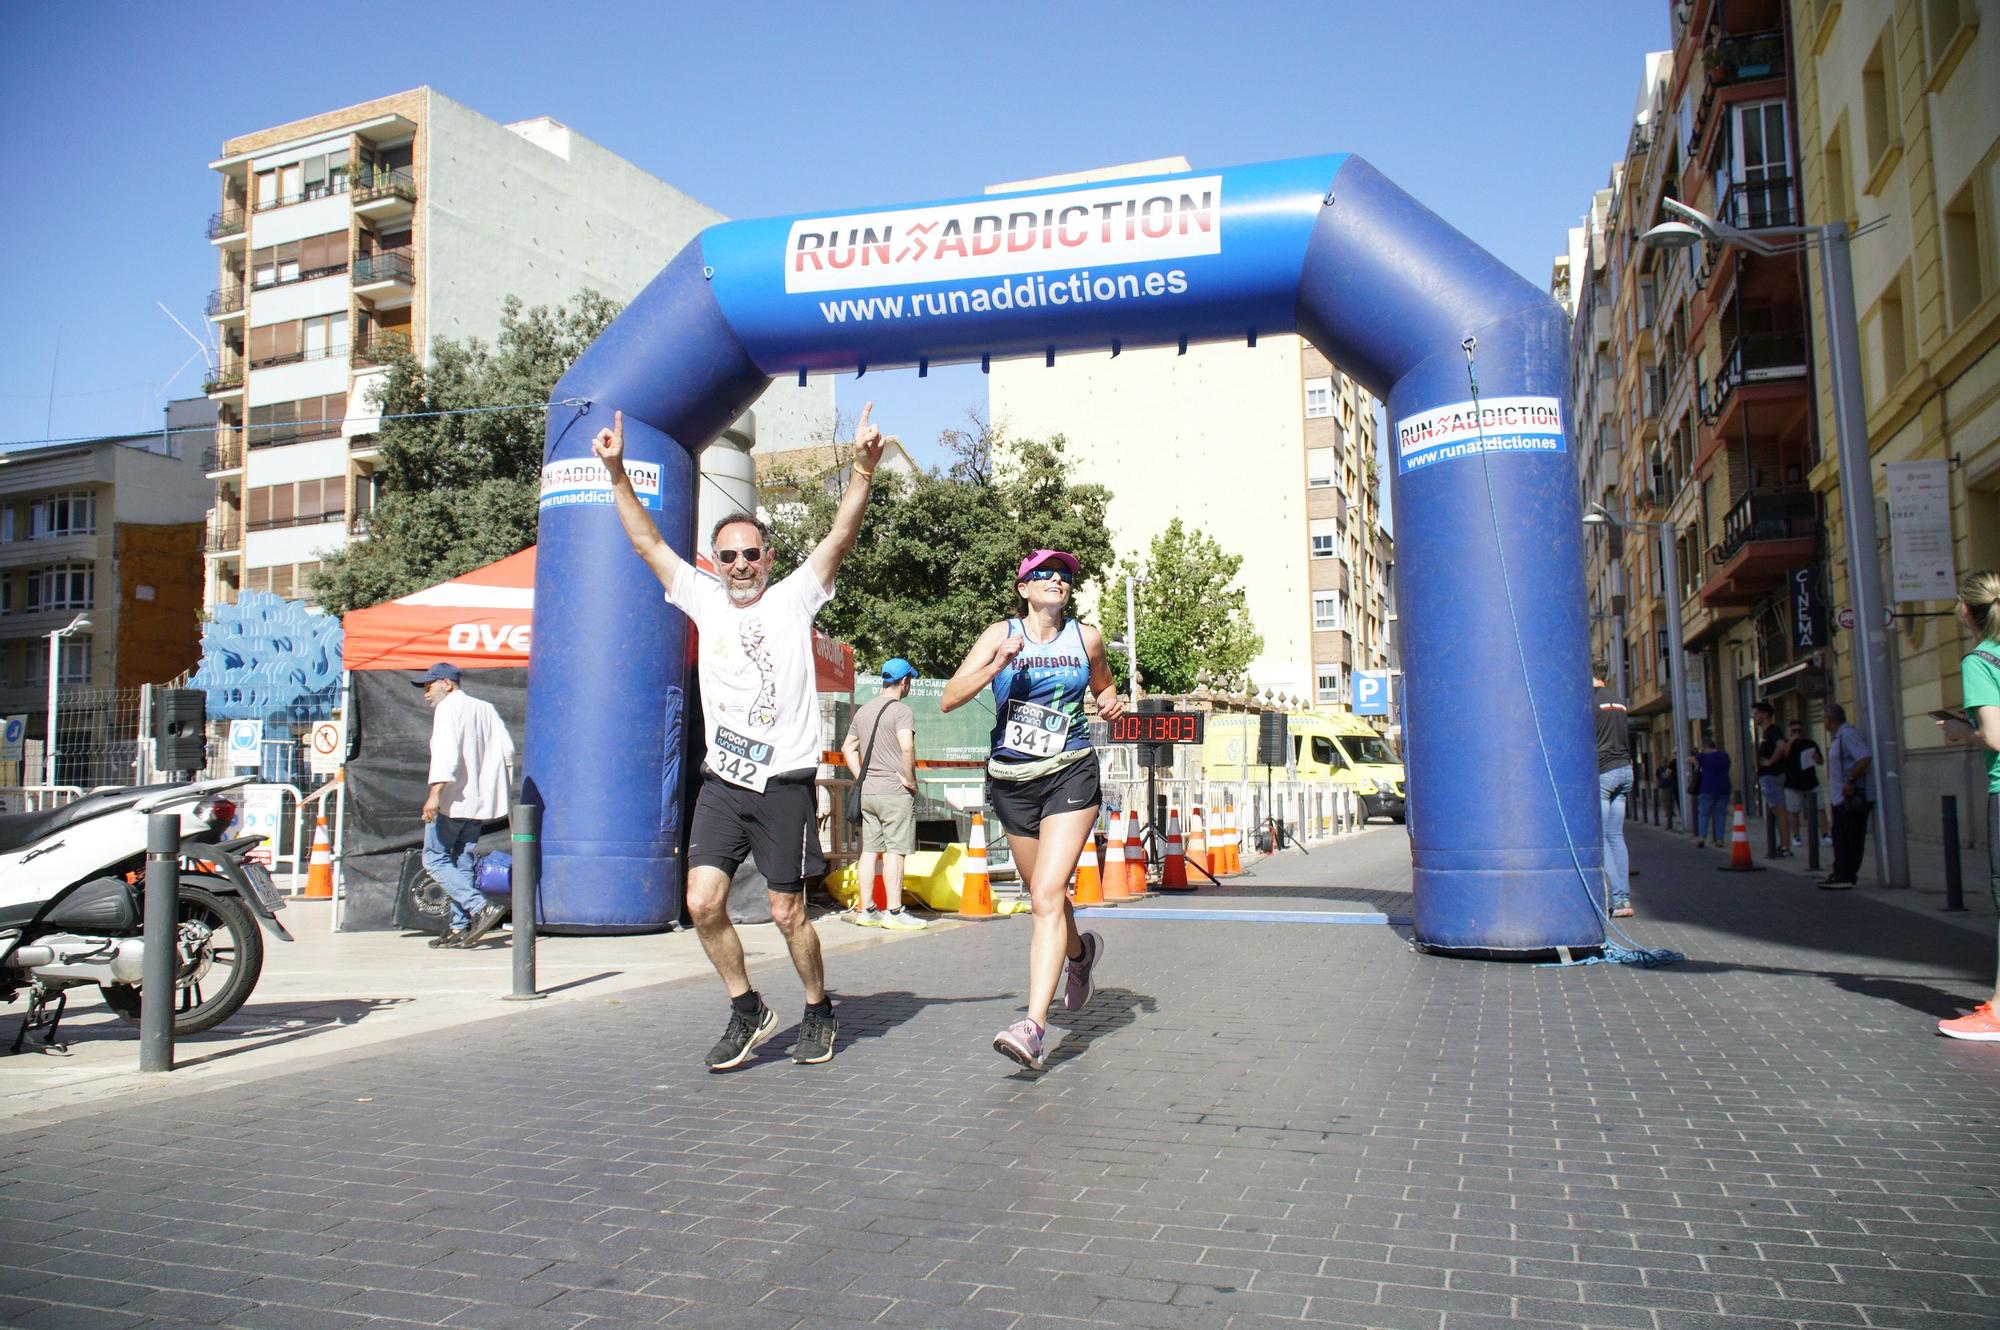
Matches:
[763,417,1114,674]
[309,291,621,613]
[1098,519,1263,695]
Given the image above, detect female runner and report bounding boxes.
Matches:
[941,548,1124,1068]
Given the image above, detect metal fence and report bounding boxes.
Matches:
[45,686,148,790]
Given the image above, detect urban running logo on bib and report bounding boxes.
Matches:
[784,177,1222,294]
[1394,396,1566,475]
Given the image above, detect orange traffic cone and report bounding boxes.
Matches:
[1160,807,1192,890]
[1124,808,1147,895]
[1101,810,1130,900]
[959,811,996,916]
[1072,826,1103,905]
[1186,805,1209,876]
[870,867,887,912]
[303,814,333,898]
[1221,803,1241,874]
[1719,801,1765,872]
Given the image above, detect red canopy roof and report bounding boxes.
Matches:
[341,546,855,693]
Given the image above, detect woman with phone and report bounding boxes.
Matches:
[1937,569,2000,1042]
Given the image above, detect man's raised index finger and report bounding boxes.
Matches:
[613,409,623,437]
[857,401,873,431]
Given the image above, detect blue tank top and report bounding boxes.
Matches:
[988,617,1093,761]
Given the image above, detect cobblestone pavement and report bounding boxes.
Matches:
[2,825,1997,1330]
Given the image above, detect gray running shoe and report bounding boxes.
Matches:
[793,1006,838,1065]
[706,1002,778,1072]
[1062,931,1103,1011]
[992,1019,1045,1070]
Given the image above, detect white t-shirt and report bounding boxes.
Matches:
[666,563,832,791]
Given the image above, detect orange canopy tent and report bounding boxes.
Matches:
[340,545,856,692]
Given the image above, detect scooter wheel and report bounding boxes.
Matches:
[99,878,265,1035]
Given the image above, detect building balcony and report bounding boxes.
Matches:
[352,251,415,309]
[248,342,350,372]
[248,510,348,535]
[203,436,243,474]
[206,286,246,322]
[352,167,416,221]
[204,520,243,554]
[352,330,412,368]
[203,366,245,397]
[1700,330,1810,447]
[1699,489,1818,608]
[1688,29,1788,167]
[207,209,247,245]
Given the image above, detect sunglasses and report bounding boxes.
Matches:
[1024,568,1072,583]
[716,547,763,565]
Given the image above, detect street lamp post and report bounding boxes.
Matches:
[1585,506,1689,830]
[1640,200,1907,889]
[44,613,92,788]
[1122,573,1142,707]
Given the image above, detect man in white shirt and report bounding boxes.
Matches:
[596,403,887,1071]
[419,662,516,947]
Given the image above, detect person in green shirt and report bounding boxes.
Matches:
[1937,569,2000,1042]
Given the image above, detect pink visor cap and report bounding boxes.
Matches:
[1017,549,1080,581]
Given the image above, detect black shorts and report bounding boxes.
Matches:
[987,755,1101,839]
[687,767,825,893]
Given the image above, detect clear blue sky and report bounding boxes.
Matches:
[0,0,1668,466]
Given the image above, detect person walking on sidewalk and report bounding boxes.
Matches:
[596,404,889,1071]
[1936,570,2000,1041]
[1656,757,1680,830]
[941,548,1123,1071]
[1753,700,1794,858]
[1592,666,1634,918]
[1820,701,1873,889]
[842,658,923,931]
[418,662,514,949]
[1693,736,1732,848]
[1783,719,1823,852]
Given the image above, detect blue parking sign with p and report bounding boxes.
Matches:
[1353,670,1392,717]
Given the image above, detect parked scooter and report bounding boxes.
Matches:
[0,777,292,1052]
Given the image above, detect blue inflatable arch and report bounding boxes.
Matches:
[525,153,1603,954]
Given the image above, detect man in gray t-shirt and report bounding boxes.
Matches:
[841,659,922,929]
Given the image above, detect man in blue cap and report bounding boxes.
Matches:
[416,662,515,948]
[841,658,923,930]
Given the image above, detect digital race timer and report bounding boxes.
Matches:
[1107,712,1206,745]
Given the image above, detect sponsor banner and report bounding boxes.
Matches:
[1394,395,1566,475]
[784,176,1223,294]
[538,458,661,511]
[448,621,533,655]
[702,154,1347,376]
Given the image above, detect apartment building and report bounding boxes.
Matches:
[985,159,1393,711]
[1792,0,1999,841]
[1561,2,1839,806]
[0,399,214,777]
[202,88,831,609]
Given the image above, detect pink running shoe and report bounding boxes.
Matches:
[992,1018,1045,1069]
[1938,1002,2000,1042]
[1063,931,1104,1012]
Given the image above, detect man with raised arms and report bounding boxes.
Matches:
[595,403,887,1071]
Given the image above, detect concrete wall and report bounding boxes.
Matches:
[421,91,831,452]
[112,523,205,688]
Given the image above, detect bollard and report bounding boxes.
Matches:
[1942,795,1965,913]
[139,811,180,1073]
[505,803,546,1001]
[1806,798,1821,872]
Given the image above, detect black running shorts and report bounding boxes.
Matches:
[986,755,1102,839]
[687,767,825,893]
